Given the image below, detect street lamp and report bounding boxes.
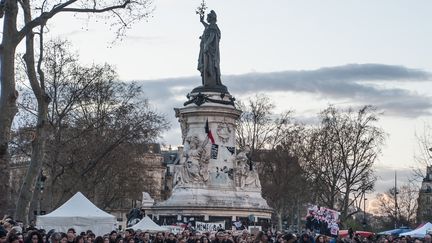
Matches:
[394,171,399,228]
[37,171,47,215]
[361,178,368,229]
[362,197,367,229]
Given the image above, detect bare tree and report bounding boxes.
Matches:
[236,94,273,152]
[14,39,168,222]
[236,94,310,230]
[257,122,310,231]
[412,123,432,224]
[0,0,153,216]
[236,94,289,156]
[413,123,432,179]
[373,183,418,228]
[302,105,385,222]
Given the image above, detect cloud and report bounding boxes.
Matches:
[135,63,432,119]
[228,64,432,117]
[373,166,415,193]
[130,64,431,195]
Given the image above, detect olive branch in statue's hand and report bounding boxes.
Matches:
[195,0,207,19]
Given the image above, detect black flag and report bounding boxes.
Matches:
[226,146,235,155]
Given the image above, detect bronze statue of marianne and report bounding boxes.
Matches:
[198,10,222,87]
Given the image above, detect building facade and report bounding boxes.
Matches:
[417,166,432,223]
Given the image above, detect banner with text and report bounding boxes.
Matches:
[306,205,340,236]
[195,221,225,232]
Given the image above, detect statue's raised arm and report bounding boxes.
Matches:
[197,10,222,87]
[200,15,208,28]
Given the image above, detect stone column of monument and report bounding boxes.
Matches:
[148,9,272,226]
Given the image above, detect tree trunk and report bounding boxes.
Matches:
[14,105,48,223]
[276,210,283,231]
[0,0,19,216]
[14,2,49,222]
[341,186,351,222]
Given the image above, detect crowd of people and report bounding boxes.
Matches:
[1,216,432,243]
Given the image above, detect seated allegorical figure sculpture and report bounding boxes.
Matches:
[174,135,210,187]
[235,146,261,189]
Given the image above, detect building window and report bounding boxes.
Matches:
[427,196,431,204]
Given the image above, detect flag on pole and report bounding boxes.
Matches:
[205,119,215,144]
[205,119,218,159]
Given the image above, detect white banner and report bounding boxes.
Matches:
[306,205,340,235]
[195,221,225,232]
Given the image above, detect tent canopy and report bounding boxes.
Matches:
[378,227,412,236]
[37,192,116,236]
[128,216,168,232]
[399,222,432,238]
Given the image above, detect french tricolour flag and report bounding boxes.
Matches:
[205,119,215,144]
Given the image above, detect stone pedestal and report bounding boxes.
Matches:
[146,90,272,227]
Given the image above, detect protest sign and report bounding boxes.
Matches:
[195,221,225,232]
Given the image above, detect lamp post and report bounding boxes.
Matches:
[37,171,47,215]
[394,171,399,229]
[362,197,367,229]
[361,178,368,229]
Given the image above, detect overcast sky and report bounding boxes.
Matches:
[29,0,432,196]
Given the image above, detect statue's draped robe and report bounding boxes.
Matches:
[198,23,221,86]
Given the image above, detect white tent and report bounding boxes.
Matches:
[400,222,432,238]
[128,216,168,232]
[36,192,116,236]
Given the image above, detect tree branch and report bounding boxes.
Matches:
[60,1,131,14]
[16,0,135,43]
[16,0,77,42]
